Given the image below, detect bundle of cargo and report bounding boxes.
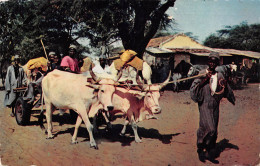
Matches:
[22,57,48,83]
[26,57,48,72]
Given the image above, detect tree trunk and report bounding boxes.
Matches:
[119,0,176,59]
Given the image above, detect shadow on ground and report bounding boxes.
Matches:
[204,138,239,164]
[52,124,180,147]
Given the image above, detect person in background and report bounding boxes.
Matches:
[53,53,62,69]
[47,51,61,72]
[190,52,235,163]
[47,51,56,72]
[4,55,27,116]
[60,45,79,73]
[92,54,111,75]
[23,67,45,104]
[230,61,237,76]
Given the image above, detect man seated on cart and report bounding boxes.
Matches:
[23,57,48,105]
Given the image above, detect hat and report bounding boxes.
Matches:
[69,45,77,50]
[48,51,56,56]
[120,50,137,62]
[209,52,220,60]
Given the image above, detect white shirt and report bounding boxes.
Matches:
[230,64,237,72]
[207,69,218,96]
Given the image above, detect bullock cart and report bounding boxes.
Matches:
[13,86,42,125]
[13,86,78,126]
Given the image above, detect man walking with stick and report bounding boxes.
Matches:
[190,52,236,162]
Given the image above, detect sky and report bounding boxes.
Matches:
[167,0,260,43]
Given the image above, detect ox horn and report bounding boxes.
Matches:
[89,63,101,82]
[159,70,171,90]
[136,70,147,91]
[114,69,123,82]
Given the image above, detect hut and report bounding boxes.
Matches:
[144,33,260,82]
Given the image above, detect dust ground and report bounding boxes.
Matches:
[0,83,259,166]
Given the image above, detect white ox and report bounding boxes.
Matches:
[110,61,152,85]
[41,69,121,149]
[91,71,171,143]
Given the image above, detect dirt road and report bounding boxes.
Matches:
[0,84,259,166]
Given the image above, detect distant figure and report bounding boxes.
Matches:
[110,49,152,84]
[230,62,237,72]
[60,45,79,73]
[47,51,60,72]
[92,56,111,76]
[230,61,237,77]
[190,52,235,162]
[4,55,27,116]
[250,60,259,82]
[48,52,61,72]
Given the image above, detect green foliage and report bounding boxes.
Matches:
[0,0,85,63]
[0,0,176,62]
[204,22,260,52]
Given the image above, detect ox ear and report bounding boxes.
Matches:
[159,70,171,90]
[133,93,145,100]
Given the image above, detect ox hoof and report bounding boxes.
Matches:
[135,139,142,143]
[46,136,54,139]
[90,145,99,150]
[71,140,78,144]
[119,133,125,136]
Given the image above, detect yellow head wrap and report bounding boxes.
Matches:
[120,50,137,62]
[27,57,48,71]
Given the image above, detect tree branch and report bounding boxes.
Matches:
[144,0,176,43]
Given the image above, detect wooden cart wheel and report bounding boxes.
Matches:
[15,97,32,126]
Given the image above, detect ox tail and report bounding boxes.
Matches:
[38,89,45,131]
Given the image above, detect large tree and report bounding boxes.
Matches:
[71,0,176,58]
[204,22,260,52]
[0,0,176,61]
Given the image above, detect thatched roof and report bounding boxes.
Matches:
[146,34,260,59]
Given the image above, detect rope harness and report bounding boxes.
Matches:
[86,73,207,87]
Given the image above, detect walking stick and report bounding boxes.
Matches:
[40,38,48,60]
[169,73,207,83]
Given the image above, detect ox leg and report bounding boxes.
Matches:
[102,111,112,130]
[45,103,55,139]
[120,120,129,136]
[71,115,82,144]
[130,117,142,143]
[80,108,98,149]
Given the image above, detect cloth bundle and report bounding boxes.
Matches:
[26,57,48,71]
